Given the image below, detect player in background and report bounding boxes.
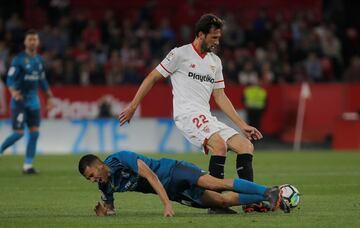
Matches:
[0,30,54,174]
[79,151,289,217]
[119,14,263,213]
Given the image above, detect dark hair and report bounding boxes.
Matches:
[25,29,38,37]
[194,13,223,37]
[78,154,100,175]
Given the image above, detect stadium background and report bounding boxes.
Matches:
[1,0,359,153]
[0,1,360,227]
[0,0,360,153]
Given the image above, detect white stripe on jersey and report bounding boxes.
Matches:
[156,43,225,117]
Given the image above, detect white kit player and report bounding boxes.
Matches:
[119,14,265,214]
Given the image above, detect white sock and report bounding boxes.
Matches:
[23,163,33,170]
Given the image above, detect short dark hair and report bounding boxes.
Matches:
[78,154,100,175]
[25,29,38,37]
[194,13,223,37]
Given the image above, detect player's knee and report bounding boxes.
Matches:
[210,136,227,156]
[218,196,232,208]
[237,139,254,155]
[213,145,227,156]
[245,140,254,154]
[29,131,39,139]
[14,130,24,138]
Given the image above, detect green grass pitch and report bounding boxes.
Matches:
[0,151,360,228]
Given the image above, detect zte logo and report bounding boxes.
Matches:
[188,72,214,83]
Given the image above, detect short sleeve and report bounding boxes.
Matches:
[155,48,180,78]
[39,57,46,80]
[6,57,21,88]
[117,151,140,174]
[213,57,225,89]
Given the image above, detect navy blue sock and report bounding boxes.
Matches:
[238,193,266,205]
[1,132,23,153]
[25,131,39,165]
[233,179,267,195]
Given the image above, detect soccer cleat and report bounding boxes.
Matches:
[264,186,282,211]
[207,207,238,214]
[242,202,271,213]
[22,167,39,175]
[280,199,291,213]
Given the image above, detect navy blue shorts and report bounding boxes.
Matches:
[168,161,208,208]
[11,106,40,130]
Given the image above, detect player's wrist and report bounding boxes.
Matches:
[164,201,172,208]
[129,103,138,110]
[46,92,54,99]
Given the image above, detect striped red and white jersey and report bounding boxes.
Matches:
[156,43,225,117]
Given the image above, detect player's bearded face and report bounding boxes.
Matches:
[202,28,221,53]
[24,34,40,52]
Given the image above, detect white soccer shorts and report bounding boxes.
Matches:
[174,111,238,154]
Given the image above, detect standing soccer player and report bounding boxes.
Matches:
[0,30,54,174]
[119,14,263,213]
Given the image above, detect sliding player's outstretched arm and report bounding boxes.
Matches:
[137,159,175,217]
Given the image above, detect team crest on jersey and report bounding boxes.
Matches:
[165,51,175,61]
[8,67,16,76]
[210,65,216,74]
[190,63,196,68]
[121,171,130,178]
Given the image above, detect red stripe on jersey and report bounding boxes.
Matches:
[191,42,207,59]
[160,63,172,75]
[203,138,209,155]
[215,80,224,83]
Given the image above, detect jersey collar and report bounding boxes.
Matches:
[191,42,207,59]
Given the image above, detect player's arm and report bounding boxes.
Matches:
[118,69,163,125]
[94,186,116,216]
[137,159,175,217]
[212,88,263,140]
[39,70,55,109]
[6,58,23,101]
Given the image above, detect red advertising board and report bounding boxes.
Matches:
[1,83,360,147]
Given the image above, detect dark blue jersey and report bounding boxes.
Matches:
[6,51,49,110]
[98,151,177,204]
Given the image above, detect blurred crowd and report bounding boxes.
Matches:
[0,0,360,86]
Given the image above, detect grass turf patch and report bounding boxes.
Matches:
[0,151,359,227]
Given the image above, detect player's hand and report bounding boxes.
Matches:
[94,202,109,216]
[242,125,263,141]
[46,97,55,110]
[11,90,23,101]
[163,203,175,217]
[118,104,136,126]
